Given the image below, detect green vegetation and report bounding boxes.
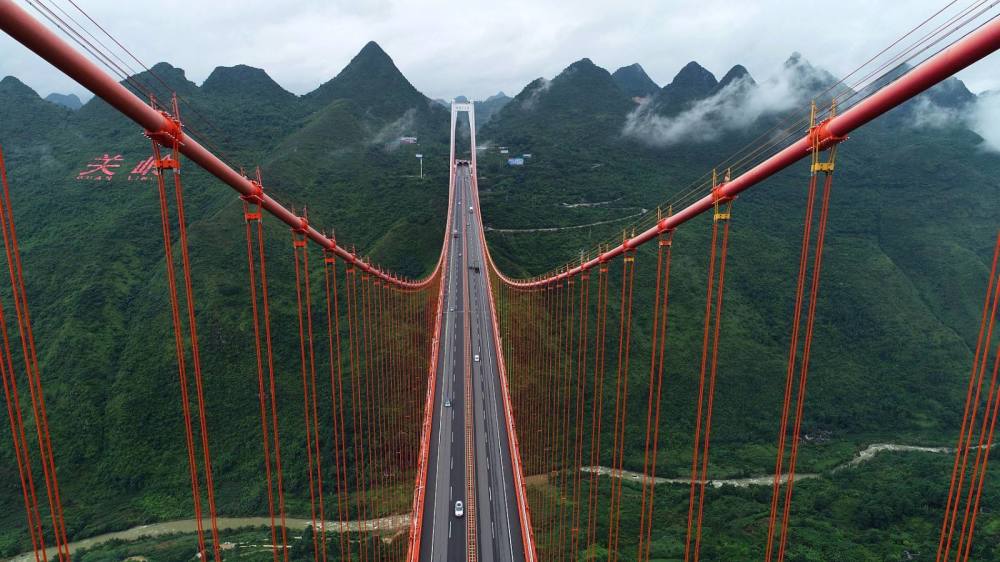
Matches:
[0,39,998,561]
[481,56,1000,558]
[0,44,444,558]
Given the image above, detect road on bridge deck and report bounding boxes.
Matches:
[419,164,525,562]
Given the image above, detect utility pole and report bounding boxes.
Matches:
[415,153,423,178]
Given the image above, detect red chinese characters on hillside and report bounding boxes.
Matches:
[127,156,158,181]
[76,154,122,181]
[76,154,159,182]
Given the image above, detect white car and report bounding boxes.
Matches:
[474,354,480,362]
[468,206,473,212]
[454,500,464,517]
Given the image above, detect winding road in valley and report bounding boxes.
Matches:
[11,442,986,561]
[9,514,410,562]
[540,442,981,489]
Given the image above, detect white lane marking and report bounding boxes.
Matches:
[470,195,517,560]
[429,186,466,562]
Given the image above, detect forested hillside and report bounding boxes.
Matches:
[0,41,449,556]
[1,38,1000,560]
[478,55,1000,559]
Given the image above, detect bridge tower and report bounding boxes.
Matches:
[449,100,478,176]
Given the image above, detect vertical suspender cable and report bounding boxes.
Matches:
[586,261,610,553]
[558,276,577,561]
[957,240,1000,562]
[643,231,675,562]
[937,232,1000,562]
[150,134,210,561]
[637,236,666,562]
[637,228,674,562]
[163,120,223,562]
[937,230,1000,562]
[608,247,637,561]
[0,146,51,562]
[0,147,70,562]
[570,270,591,559]
[323,248,349,562]
[776,154,837,562]
[292,224,326,562]
[765,168,819,562]
[242,193,281,562]
[694,202,733,561]
[684,197,733,562]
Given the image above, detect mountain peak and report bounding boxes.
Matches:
[0,76,39,100]
[358,40,390,61]
[499,57,631,125]
[555,58,614,84]
[782,52,838,101]
[125,62,198,98]
[650,61,718,115]
[45,92,82,110]
[304,41,430,119]
[718,65,754,89]
[202,64,293,100]
[672,61,718,90]
[612,63,659,98]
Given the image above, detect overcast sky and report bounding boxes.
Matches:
[2,0,999,102]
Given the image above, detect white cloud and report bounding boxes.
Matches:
[910,97,962,129]
[970,91,1000,153]
[621,57,826,146]
[865,88,1000,154]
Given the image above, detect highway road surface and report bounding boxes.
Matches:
[420,164,524,561]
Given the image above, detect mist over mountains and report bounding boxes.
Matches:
[22,43,999,154]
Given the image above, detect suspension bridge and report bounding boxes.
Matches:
[1,0,1000,561]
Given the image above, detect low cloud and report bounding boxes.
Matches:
[520,78,551,111]
[970,91,1000,153]
[622,57,831,146]
[909,91,1000,154]
[371,108,417,151]
[910,97,962,129]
